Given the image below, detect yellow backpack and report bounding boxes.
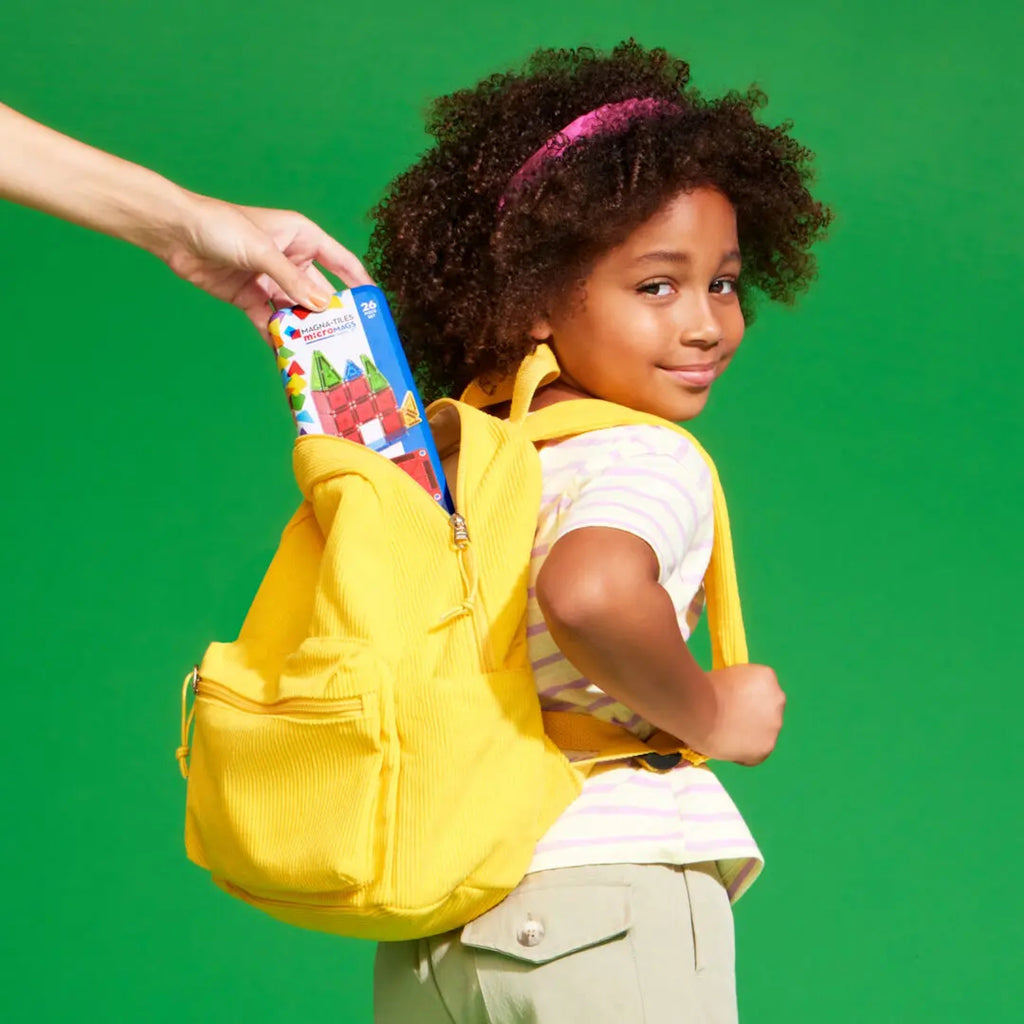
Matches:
[175,343,748,941]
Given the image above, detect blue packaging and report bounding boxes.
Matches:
[269,285,453,512]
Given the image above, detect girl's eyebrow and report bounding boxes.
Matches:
[633,249,742,265]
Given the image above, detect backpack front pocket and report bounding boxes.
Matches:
[182,640,390,898]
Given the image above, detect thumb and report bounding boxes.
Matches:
[251,244,332,311]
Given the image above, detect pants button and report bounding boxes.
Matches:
[516,916,545,947]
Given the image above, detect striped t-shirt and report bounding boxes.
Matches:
[524,424,763,902]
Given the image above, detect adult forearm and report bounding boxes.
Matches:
[0,102,192,256]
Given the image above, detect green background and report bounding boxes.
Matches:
[1,1,1020,1020]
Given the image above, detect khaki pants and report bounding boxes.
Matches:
[374,862,737,1024]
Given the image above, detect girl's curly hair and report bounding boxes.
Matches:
[368,40,832,401]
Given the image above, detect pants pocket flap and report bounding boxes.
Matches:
[460,882,631,965]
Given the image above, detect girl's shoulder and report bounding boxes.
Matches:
[539,423,713,502]
[543,421,708,466]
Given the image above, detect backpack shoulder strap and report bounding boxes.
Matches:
[459,343,560,424]
[461,345,749,766]
[540,710,708,771]
[520,397,692,444]
[522,399,748,672]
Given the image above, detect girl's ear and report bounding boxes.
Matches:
[529,316,553,341]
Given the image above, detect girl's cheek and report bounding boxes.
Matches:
[722,304,745,345]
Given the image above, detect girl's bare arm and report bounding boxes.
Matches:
[536,526,785,764]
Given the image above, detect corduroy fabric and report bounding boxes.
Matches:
[177,344,747,942]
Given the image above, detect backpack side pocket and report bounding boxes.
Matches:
[184,638,391,899]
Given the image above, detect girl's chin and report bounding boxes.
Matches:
[650,390,711,423]
[591,384,710,422]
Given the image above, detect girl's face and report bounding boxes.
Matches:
[531,186,744,422]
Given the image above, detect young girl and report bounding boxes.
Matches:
[366,40,831,1024]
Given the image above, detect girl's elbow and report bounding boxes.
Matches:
[536,563,621,632]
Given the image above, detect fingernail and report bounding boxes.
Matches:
[308,291,330,310]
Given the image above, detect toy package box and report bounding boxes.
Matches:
[269,285,453,511]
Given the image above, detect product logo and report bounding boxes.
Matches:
[301,312,358,344]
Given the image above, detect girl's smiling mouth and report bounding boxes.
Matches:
[660,363,721,388]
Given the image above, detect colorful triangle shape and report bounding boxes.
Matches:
[400,391,422,427]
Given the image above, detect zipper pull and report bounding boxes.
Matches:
[431,513,475,630]
[177,666,200,779]
[450,512,469,548]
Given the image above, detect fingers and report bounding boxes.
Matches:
[253,245,333,311]
[309,232,376,288]
[237,261,341,344]
[249,230,374,311]
[241,205,376,290]
[232,276,278,346]
[226,205,379,344]
[304,263,337,301]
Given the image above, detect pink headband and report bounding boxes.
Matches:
[498,97,680,210]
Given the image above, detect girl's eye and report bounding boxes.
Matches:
[638,281,673,297]
[710,277,738,296]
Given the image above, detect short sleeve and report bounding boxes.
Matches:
[551,428,713,585]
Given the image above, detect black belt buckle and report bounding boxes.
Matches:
[636,751,684,773]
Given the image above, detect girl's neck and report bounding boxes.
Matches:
[531,380,594,409]
[488,381,593,422]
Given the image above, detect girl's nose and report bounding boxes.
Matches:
[679,294,721,348]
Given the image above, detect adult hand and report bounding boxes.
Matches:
[0,102,375,340]
[155,194,376,341]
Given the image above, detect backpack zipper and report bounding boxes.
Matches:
[450,511,469,545]
[450,485,495,673]
[192,672,365,719]
[178,669,366,778]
